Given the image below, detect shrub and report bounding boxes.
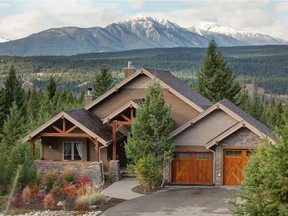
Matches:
[50,186,62,197]
[12,194,22,208]
[43,170,58,192]
[134,156,163,190]
[75,193,106,210]
[31,184,41,200]
[104,174,113,184]
[43,194,55,209]
[76,176,91,189]
[22,186,31,204]
[62,166,76,183]
[63,182,77,197]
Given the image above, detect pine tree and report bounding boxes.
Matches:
[0,102,25,153]
[27,86,40,123]
[47,77,57,100]
[1,66,26,128]
[194,40,242,104]
[93,65,114,98]
[125,82,175,189]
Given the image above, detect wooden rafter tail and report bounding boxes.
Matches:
[110,121,132,125]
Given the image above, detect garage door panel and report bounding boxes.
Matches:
[172,152,213,184]
[224,150,250,185]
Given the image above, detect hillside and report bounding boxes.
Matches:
[0,45,287,94]
[0,17,286,56]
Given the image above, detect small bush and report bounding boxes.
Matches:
[62,166,76,183]
[104,174,113,184]
[43,194,55,209]
[75,193,106,210]
[43,170,58,192]
[22,186,31,204]
[12,194,22,208]
[77,184,99,197]
[76,176,91,189]
[50,186,62,197]
[63,182,77,197]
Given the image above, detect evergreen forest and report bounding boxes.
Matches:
[0,45,287,95]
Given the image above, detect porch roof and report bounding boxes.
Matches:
[22,109,112,145]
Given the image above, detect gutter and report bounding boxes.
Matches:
[99,140,113,190]
[207,148,216,185]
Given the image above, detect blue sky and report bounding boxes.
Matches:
[0,0,288,40]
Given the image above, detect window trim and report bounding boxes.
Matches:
[62,141,83,161]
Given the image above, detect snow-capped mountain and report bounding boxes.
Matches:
[0,17,286,56]
[191,21,287,45]
[0,37,9,43]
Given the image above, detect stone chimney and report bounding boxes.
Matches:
[124,61,135,78]
[85,87,93,106]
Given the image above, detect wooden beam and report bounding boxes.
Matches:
[94,138,99,162]
[120,114,131,122]
[66,125,77,134]
[110,121,132,125]
[63,118,66,133]
[40,132,92,138]
[52,125,63,133]
[112,124,117,160]
[130,107,134,120]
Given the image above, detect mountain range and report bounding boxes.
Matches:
[0,16,286,56]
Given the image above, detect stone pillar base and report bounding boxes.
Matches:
[109,160,121,181]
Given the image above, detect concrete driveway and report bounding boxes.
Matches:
[102,186,239,216]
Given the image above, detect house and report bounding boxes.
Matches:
[22,66,276,186]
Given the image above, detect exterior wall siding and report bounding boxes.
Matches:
[215,128,259,185]
[42,137,88,161]
[174,110,238,147]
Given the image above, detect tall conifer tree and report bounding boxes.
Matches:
[125,82,175,189]
[194,40,241,104]
[47,77,57,100]
[93,65,114,98]
[0,66,26,131]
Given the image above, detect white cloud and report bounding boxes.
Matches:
[127,0,146,9]
[275,2,288,12]
[0,3,9,8]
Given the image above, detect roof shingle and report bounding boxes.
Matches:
[64,109,112,142]
[143,67,212,110]
[220,99,277,141]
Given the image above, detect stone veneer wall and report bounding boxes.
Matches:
[215,128,259,185]
[109,160,121,181]
[35,161,103,186]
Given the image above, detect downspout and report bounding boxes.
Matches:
[99,140,112,190]
[207,148,216,185]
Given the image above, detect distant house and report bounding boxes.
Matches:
[23,66,276,186]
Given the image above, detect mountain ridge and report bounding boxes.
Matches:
[0,16,286,56]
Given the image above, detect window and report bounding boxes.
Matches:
[175,153,190,158]
[193,153,210,159]
[225,150,242,157]
[63,142,83,160]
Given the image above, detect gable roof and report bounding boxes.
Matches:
[144,67,212,110]
[22,109,112,145]
[172,99,276,146]
[85,67,212,112]
[102,99,141,124]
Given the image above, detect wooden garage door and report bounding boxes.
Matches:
[224,150,251,185]
[172,152,213,184]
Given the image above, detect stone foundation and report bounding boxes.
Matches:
[109,160,121,181]
[215,128,259,185]
[35,161,103,186]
